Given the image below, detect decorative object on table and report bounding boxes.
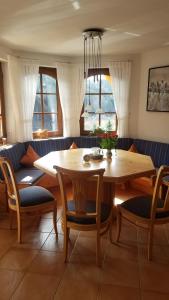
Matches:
[83,154,91,163]
[99,131,118,158]
[147,65,169,112]
[90,147,103,161]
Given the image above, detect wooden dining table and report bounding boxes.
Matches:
[34,148,156,205]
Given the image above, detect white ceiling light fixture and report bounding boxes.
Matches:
[81,28,105,118]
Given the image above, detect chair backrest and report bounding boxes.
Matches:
[0,157,20,209]
[151,165,169,219]
[55,165,105,224]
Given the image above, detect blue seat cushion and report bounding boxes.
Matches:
[67,200,111,224]
[15,168,44,185]
[121,196,169,219]
[18,186,55,207]
[163,175,169,184]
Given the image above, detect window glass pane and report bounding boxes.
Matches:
[36,74,41,93]
[84,95,99,112]
[101,95,116,112]
[101,75,112,93]
[34,95,41,112]
[44,114,58,131]
[100,113,116,131]
[86,75,100,93]
[42,74,56,93]
[84,113,99,131]
[43,95,57,113]
[32,114,42,131]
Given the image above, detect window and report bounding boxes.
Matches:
[33,67,63,137]
[0,62,6,139]
[80,68,117,135]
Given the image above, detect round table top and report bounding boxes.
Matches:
[34,148,155,183]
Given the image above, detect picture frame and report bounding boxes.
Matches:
[146,65,169,112]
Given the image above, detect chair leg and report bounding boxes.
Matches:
[53,203,58,237]
[96,231,101,267]
[148,225,154,261]
[64,226,69,262]
[116,209,122,242]
[16,211,22,243]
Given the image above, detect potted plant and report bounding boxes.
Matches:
[99,131,118,158]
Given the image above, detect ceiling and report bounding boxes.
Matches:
[1,0,169,56]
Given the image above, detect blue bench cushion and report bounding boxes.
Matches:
[133,139,169,168]
[121,196,169,219]
[15,168,44,185]
[0,143,26,172]
[18,186,54,207]
[25,137,133,157]
[67,200,111,224]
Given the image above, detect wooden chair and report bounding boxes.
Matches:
[116,165,169,260]
[54,166,113,267]
[0,157,57,243]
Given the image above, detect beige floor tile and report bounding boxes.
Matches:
[54,278,99,300]
[63,262,102,284]
[99,284,140,300]
[0,229,16,247]
[105,240,138,262]
[0,269,23,300]
[100,258,140,288]
[141,290,169,300]
[140,261,169,293]
[42,233,75,255]
[72,236,108,257]
[12,273,60,300]
[138,244,169,263]
[31,218,54,233]
[14,231,49,249]
[28,251,67,276]
[0,248,38,271]
[69,253,97,264]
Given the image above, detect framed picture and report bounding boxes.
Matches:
[147,65,169,112]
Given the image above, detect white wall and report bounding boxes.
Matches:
[130,46,169,143]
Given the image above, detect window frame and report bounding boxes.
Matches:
[0,62,6,140]
[33,66,63,138]
[80,68,117,135]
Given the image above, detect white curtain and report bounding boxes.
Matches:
[20,61,39,141]
[57,62,84,137]
[108,61,131,137]
[3,55,39,143]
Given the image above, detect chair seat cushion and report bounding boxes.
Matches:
[163,175,169,184]
[15,168,44,185]
[18,186,54,207]
[67,200,111,224]
[121,196,169,219]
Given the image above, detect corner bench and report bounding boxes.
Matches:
[0,137,132,210]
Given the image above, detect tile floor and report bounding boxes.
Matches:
[0,187,169,299]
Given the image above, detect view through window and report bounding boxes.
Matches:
[33,67,62,137]
[80,69,117,134]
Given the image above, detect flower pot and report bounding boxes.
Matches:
[106,149,112,159]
